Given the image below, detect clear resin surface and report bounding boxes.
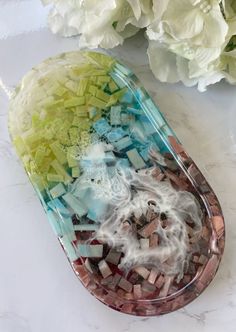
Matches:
[8,51,225,316]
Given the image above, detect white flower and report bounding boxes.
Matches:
[42,0,153,48]
[147,0,229,91]
[42,0,236,91]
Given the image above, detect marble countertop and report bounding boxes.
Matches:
[1,1,236,331]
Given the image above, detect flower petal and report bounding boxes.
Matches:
[197,71,225,92]
[126,0,142,20]
[193,4,228,47]
[152,0,170,19]
[163,0,203,40]
[147,41,180,83]
[176,56,198,87]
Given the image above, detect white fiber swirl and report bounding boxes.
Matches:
[72,142,203,279]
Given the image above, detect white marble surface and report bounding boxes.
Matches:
[1,1,236,331]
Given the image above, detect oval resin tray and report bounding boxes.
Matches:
[8,51,225,316]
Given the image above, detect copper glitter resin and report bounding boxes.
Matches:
[9,51,225,316]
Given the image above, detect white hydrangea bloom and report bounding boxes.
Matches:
[41,0,153,48]
[42,0,236,91]
[147,0,229,91]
